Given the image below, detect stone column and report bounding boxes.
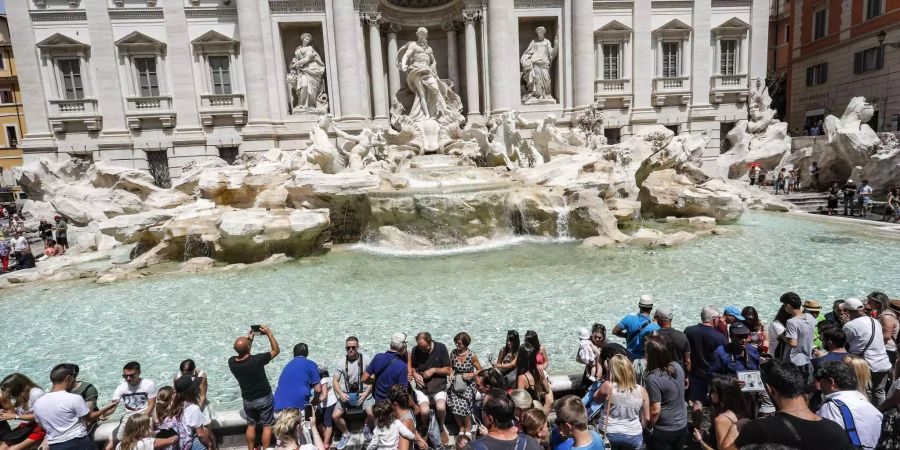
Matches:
[487,0,518,113]
[365,13,388,119]
[6,0,54,146]
[462,11,481,116]
[329,0,363,118]
[84,0,127,133]
[236,0,272,124]
[163,0,201,130]
[443,21,460,89]
[631,0,653,109]
[690,0,710,107]
[571,0,595,110]
[385,23,402,101]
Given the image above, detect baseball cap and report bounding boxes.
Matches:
[639,294,654,308]
[729,323,751,335]
[654,306,673,321]
[802,300,822,312]
[723,306,745,321]
[843,298,865,310]
[390,332,408,346]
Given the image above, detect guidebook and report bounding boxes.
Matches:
[737,370,764,392]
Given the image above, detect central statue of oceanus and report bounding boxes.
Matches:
[392,27,464,127]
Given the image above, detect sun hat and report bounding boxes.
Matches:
[802,300,822,312]
[723,306,746,321]
[639,294,654,308]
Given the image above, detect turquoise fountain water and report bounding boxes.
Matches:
[1,212,897,416]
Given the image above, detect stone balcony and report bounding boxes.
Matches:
[652,77,691,106]
[710,74,749,103]
[594,78,632,108]
[48,98,102,133]
[125,96,176,129]
[199,93,247,127]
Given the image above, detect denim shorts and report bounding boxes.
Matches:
[607,432,642,450]
[241,394,275,426]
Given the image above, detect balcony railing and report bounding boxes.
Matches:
[126,96,173,111]
[200,93,244,109]
[49,98,98,116]
[653,77,690,92]
[594,78,631,93]
[711,74,749,90]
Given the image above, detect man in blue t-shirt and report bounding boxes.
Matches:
[363,332,410,401]
[273,343,321,412]
[612,294,660,359]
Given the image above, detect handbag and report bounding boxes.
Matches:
[1,423,36,445]
[452,374,468,395]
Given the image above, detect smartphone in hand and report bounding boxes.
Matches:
[250,325,262,334]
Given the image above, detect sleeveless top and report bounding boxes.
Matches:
[880,311,899,352]
[604,383,643,436]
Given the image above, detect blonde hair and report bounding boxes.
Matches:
[520,408,547,439]
[119,415,153,450]
[273,408,302,444]
[843,355,870,395]
[155,386,174,423]
[608,354,637,391]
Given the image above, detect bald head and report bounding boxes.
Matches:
[234,336,251,355]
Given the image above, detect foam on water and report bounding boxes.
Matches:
[351,235,567,257]
[1,212,897,413]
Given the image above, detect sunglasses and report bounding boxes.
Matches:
[122,373,138,379]
[346,346,358,351]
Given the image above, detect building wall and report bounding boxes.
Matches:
[0,16,26,189]
[787,0,899,131]
[8,0,765,177]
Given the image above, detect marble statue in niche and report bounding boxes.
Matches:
[287,32,328,113]
[520,26,558,105]
[393,27,464,126]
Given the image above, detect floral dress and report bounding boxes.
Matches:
[447,349,476,417]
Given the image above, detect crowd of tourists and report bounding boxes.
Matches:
[2,291,900,450]
[0,214,69,273]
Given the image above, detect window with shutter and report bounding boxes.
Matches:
[865,0,882,19]
[813,9,827,40]
[58,59,84,100]
[855,47,884,73]
[208,56,232,95]
[806,67,814,86]
[720,40,737,75]
[603,44,620,80]
[134,57,160,97]
[662,42,679,78]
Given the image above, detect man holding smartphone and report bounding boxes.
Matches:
[229,325,280,450]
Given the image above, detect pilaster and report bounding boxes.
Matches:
[6,0,55,151]
[487,0,518,113]
[84,0,128,134]
[236,0,273,124]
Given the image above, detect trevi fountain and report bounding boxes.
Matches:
[2,25,900,418]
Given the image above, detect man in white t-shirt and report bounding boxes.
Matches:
[106,361,158,450]
[815,361,882,450]
[842,298,893,405]
[11,232,28,254]
[34,364,119,450]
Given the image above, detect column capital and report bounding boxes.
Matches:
[461,10,481,24]
[382,22,402,35]
[442,20,461,32]
[361,12,382,26]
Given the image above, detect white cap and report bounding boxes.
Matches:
[639,294,654,307]
[390,332,408,346]
[842,298,865,310]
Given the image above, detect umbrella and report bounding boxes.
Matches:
[747,162,761,168]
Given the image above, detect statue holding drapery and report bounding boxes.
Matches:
[520,26,558,105]
[287,33,328,113]
[393,27,463,126]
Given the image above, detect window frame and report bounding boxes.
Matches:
[865,0,883,20]
[56,58,86,100]
[132,56,161,98]
[0,50,6,71]
[661,41,680,78]
[602,43,622,80]
[0,89,13,105]
[812,8,827,41]
[805,63,828,86]
[207,54,233,95]
[4,124,18,148]
[719,39,738,75]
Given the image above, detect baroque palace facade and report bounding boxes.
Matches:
[9,0,767,185]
